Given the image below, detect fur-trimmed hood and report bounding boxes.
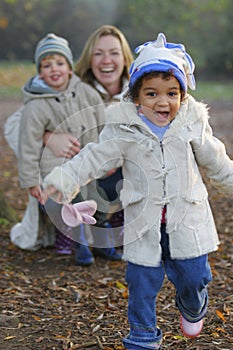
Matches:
[106,94,209,133]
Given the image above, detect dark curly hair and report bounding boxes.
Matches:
[125,70,185,102]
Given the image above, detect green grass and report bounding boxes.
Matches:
[192,80,233,102]
[0,61,36,99]
[0,61,233,102]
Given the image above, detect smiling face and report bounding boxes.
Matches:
[39,54,72,91]
[135,73,182,127]
[91,35,126,96]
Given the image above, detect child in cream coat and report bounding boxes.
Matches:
[41,33,233,349]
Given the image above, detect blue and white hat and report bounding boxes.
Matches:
[34,33,73,72]
[129,33,196,92]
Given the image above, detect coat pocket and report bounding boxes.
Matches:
[182,183,208,204]
[182,187,210,229]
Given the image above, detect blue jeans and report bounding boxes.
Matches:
[124,223,212,347]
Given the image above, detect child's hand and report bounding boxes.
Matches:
[40,185,63,205]
[29,185,43,202]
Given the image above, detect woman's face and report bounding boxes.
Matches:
[91,35,125,94]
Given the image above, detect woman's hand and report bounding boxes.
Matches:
[43,131,81,158]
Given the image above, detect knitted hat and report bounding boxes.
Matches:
[129,33,196,92]
[34,33,73,72]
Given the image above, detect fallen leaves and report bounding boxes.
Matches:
[0,100,233,349]
[216,310,226,323]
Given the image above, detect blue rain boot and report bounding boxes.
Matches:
[74,224,94,266]
[92,222,122,261]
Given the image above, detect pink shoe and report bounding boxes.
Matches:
[180,315,203,338]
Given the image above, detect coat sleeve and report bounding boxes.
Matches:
[18,103,46,188]
[192,117,233,194]
[43,124,124,203]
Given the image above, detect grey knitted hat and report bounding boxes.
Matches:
[34,33,73,72]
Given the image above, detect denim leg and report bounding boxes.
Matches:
[161,226,212,322]
[124,262,164,346]
[167,255,212,322]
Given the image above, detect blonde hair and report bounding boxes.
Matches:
[75,25,133,88]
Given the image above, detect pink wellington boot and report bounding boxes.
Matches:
[180,315,203,338]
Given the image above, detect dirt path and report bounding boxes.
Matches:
[0,98,233,349]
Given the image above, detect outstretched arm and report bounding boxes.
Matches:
[41,127,123,205]
[192,119,233,194]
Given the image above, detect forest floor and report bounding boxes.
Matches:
[0,98,233,350]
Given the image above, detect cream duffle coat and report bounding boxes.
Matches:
[18,74,105,188]
[44,95,233,267]
[7,74,105,250]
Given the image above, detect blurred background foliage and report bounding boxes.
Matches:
[0,0,232,80]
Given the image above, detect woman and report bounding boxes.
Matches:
[75,24,133,229]
[75,24,133,104]
[74,25,133,261]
